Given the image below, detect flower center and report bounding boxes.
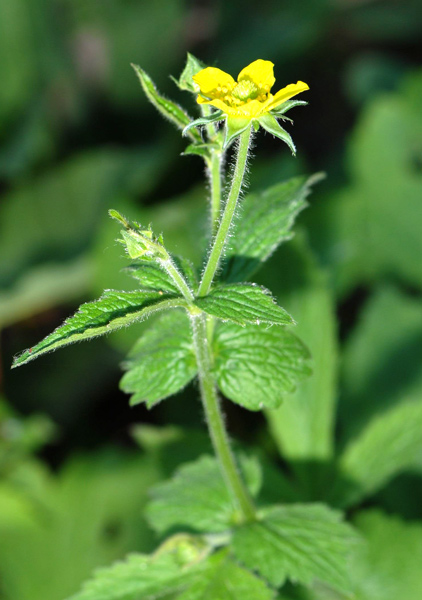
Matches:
[231,80,259,102]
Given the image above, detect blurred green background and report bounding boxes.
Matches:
[1,1,422,599]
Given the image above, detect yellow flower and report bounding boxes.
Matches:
[192,59,309,119]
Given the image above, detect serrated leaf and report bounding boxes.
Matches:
[120,311,196,408]
[126,256,197,294]
[232,504,358,593]
[132,64,201,143]
[213,322,311,411]
[67,548,274,600]
[146,454,261,534]
[223,174,323,282]
[195,283,294,326]
[259,114,296,154]
[179,552,274,600]
[331,396,422,508]
[12,291,186,368]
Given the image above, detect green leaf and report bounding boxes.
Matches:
[179,551,275,600]
[263,237,338,492]
[340,286,422,441]
[132,64,201,143]
[195,283,294,326]
[223,118,251,149]
[67,548,274,600]
[176,53,207,93]
[232,504,358,592]
[126,256,197,294]
[12,291,186,368]
[213,322,311,411]
[258,114,296,154]
[182,111,224,137]
[120,310,197,408]
[146,454,261,534]
[349,510,422,600]
[331,395,422,508]
[223,174,322,282]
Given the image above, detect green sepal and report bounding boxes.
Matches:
[224,117,251,150]
[182,142,221,162]
[270,99,308,116]
[176,53,207,93]
[258,114,296,155]
[182,111,224,137]
[131,64,201,143]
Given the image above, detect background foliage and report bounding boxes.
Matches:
[1,0,422,598]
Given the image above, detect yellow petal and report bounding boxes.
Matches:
[237,60,275,93]
[193,67,235,97]
[196,97,233,113]
[266,81,309,111]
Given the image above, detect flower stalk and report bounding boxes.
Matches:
[198,125,252,297]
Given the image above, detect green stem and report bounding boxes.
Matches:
[191,313,256,522]
[209,150,222,237]
[158,257,194,303]
[198,126,252,297]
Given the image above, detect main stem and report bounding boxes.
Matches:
[209,150,222,236]
[198,126,251,297]
[191,313,256,522]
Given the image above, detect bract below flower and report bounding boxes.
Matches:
[193,59,308,119]
[183,59,309,152]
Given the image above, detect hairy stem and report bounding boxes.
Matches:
[158,257,194,302]
[209,150,222,236]
[198,126,252,297]
[191,313,256,522]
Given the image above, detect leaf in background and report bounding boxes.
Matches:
[0,451,161,600]
[196,283,294,326]
[339,286,422,441]
[262,237,337,494]
[350,510,422,600]
[232,504,358,593]
[146,454,261,534]
[308,71,422,295]
[12,291,186,368]
[120,310,196,408]
[0,147,165,290]
[223,174,323,283]
[213,322,311,411]
[67,548,274,600]
[331,394,422,508]
[132,65,201,143]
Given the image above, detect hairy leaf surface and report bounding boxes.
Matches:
[196,283,294,326]
[223,174,323,282]
[132,65,201,143]
[232,504,358,592]
[126,256,197,294]
[146,454,261,534]
[12,291,185,367]
[120,311,196,408]
[68,548,274,600]
[213,322,311,411]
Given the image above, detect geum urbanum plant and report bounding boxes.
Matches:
[13,56,358,599]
